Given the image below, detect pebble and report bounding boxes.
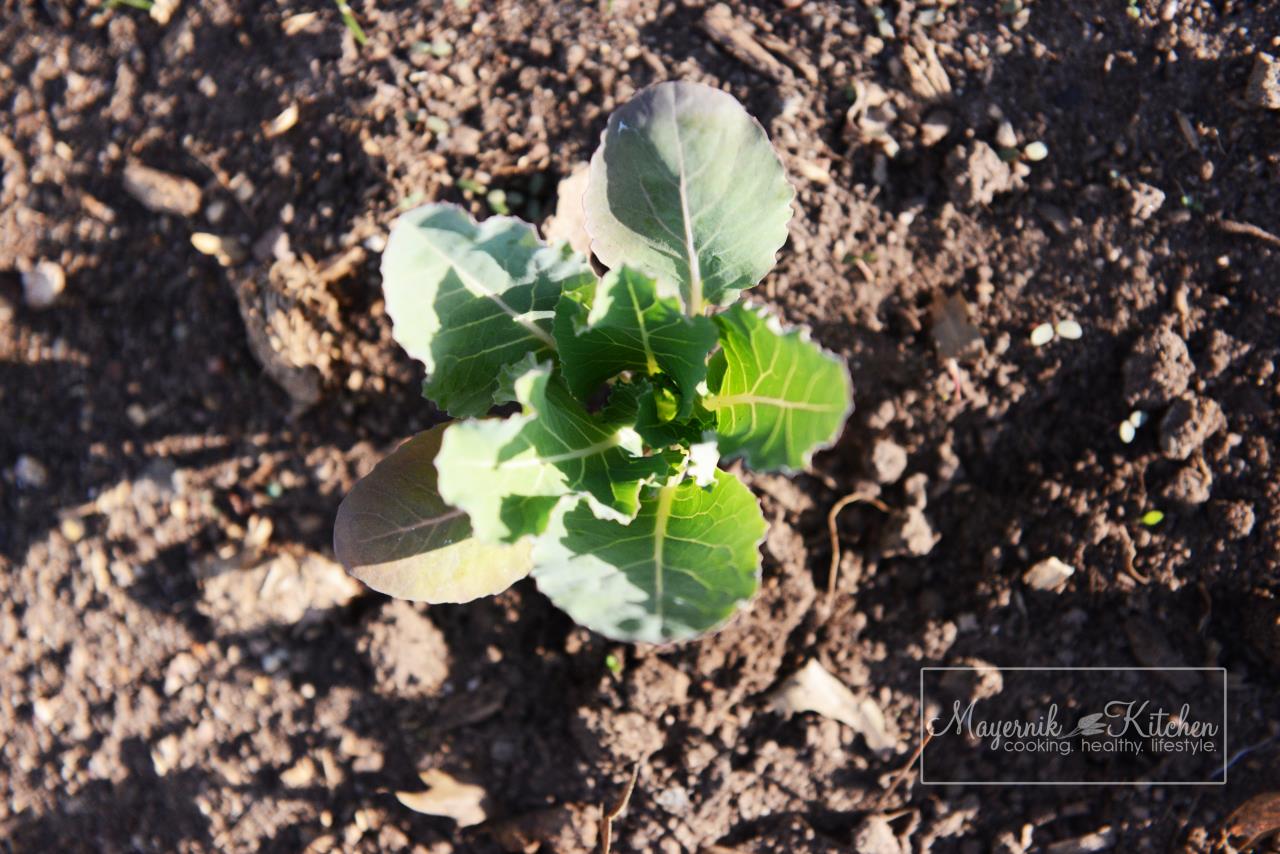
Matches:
[866,438,908,485]
[14,455,48,489]
[1023,557,1074,591]
[164,652,201,696]
[280,756,318,788]
[60,516,86,542]
[880,506,939,557]
[920,109,952,147]
[123,162,202,216]
[22,261,66,309]
[1129,182,1166,221]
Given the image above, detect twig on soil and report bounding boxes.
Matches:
[826,491,891,610]
[1215,216,1280,248]
[875,729,934,811]
[599,761,640,854]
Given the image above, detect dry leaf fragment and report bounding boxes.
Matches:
[771,660,896,755]
[264,103,300,139]
[929,293,981,361]
[1222,792,1280,851]
[396,769,487,827]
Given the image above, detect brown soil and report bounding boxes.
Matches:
[3,1,1279,851]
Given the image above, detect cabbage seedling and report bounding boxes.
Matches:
[335,81,853,643]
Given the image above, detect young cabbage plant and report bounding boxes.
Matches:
[334,81,853,643]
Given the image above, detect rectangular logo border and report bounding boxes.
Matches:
[918,666,1228,787]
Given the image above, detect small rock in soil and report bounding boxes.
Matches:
[881,506,938,557]
[280,756,318,788]
[1159,394,1225,460]
[162,652,201,696]
[1211,499,1255,540]
[1246,52,1280,109]
[1123,326,1195,408]
[1023,556,1074,591]
[1129,182,1166,221]
[866,438,908,484]
[21,260,65,309]
[123,161,202,216]
[920,109,952,146]
[1161,461,1213,505]
[852,815,906,854]
[945,141,1022,207]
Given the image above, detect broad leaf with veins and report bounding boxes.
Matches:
[553,266,718,410]
[333,427,533,603]
[381,203,595,418]
[435,361,677,544]
[707,303,853,472]
[583,81,794,313]
[532,469,765,643]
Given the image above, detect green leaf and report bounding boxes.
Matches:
[554,266,718,410]
[435,361,675,543]
[381,202,595,417]
[707,303,852,472]
[532,470,765,643]
[633,380,716,450]
[333,427,532,603]
[583,81,794,314]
